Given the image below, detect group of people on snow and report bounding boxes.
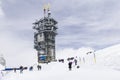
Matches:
[58,56,80,71]
[14,56,80,73]
[68,57,79,71]
[13,64,41,73]
[2,56,82,75]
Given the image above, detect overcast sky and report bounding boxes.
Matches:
[0,0,120,66]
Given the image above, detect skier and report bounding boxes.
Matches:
[13,68,17,73]
[37,65,41,70]
[68,61,72,71]
[74,59,77,65]
[19,66,23,73]
[29,66,33,71]
[58,59,64,63]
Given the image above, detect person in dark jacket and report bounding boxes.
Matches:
[68,62,72,71]
[13,68,17,73]
[74,59,77,65]
[29,66,33,71]
[37,65,41,70]
[19,66,23,73]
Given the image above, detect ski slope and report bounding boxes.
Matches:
[1,44,120,80]
[96,44,120,69]
[1,62,120,80]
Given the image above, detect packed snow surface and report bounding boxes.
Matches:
[1,62,120,80]
[1,44,120,80]
[96,44,120,69]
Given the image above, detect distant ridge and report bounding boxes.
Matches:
[96,44,120,69]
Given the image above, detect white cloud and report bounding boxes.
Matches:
[4,0,16,3]
[1,0,120,67]
[0,0,36,67]
[55,0,120,49]
[0,30,37,67]
[0,7,4,17]
[0,1,4,17]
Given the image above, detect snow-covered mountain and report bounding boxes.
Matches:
[96,44,120,69]
[56,47,95,63]
[1,59,120,80]
[56,44,120,70]
[1,44,120,80]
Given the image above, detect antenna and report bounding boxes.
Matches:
[43,4,47,17]
[47,3,51,17]
[43,3,51,17]
[47,3,50,10]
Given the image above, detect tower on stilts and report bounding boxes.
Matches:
[33,4,58,63]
